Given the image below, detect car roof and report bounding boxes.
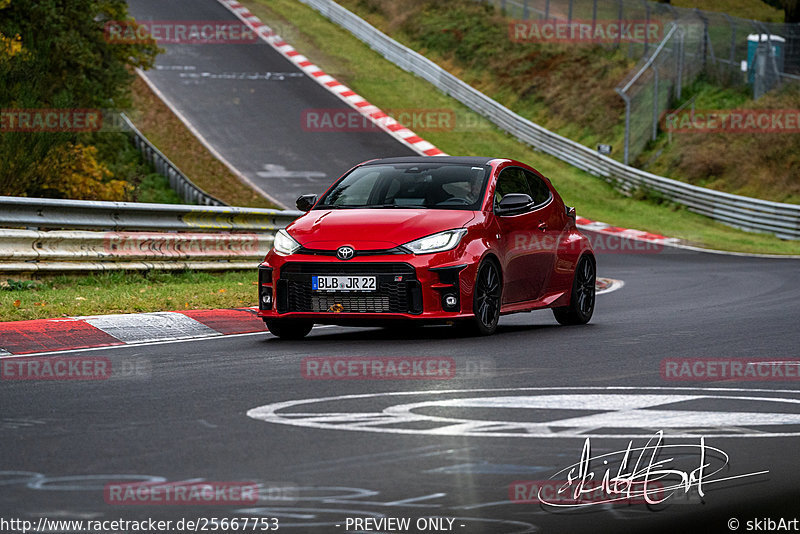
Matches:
[361,156,498,166]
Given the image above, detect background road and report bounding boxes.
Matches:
[126,0,416,208]
[2,250,799,533]
[2,0,798,532]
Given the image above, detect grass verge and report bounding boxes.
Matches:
[127,75,278,208]
[331,0,799,205]
[1,271,257,322]
[244,0,800,255]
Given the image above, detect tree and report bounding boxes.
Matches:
[762,0,800,22]
[0,0,159,197]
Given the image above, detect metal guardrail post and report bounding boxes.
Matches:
[643,0,651,55]
[694,8,708,69]
[676,27,684,99]
[617,89,632,166]
[652,66,659,141]
[723,13,736,77]
[523,0,529,20]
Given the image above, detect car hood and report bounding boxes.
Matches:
[287,209,476,250]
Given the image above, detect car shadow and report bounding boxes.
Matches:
[263,322,564,343]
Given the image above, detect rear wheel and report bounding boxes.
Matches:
[265,319,313,340]
[553,255,595,325]
[459,259,502,336]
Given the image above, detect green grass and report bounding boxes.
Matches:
[128,76,278,208]
[91,131,183,204]
[671,0,784,22]
[133,172,183,204]
[243,0,800,255]
[639,79,800,204]
[330,0,800,205]
[1,270,258,321]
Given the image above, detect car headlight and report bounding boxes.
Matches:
[273,229,301,255]
[403,229,468,255]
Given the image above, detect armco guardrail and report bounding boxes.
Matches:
[0,196,301,232]
[120,114,226,207]
[297,0,800,240]
[0,229,273,272]
[0,197,302,272]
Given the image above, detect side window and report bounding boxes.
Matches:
[494,168,532,205]
[524,171,552,206]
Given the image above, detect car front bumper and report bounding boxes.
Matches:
[257,250,481,324]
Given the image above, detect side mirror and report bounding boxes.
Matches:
[496,193,533,215]
[566,205,576,221]
[296,194,317,212]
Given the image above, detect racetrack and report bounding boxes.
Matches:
[126,0,416,209]
[2,251,799,533]
[1,0,799,532]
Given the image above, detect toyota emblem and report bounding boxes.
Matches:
[336,246,355,260]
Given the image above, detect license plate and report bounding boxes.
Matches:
[312,275,377,292]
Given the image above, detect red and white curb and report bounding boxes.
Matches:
[0,277,626,356]
[217,0,445,157]
[596,277,625,295]
[575,217,679,246]
[0,308,266,356]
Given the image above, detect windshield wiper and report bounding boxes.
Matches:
[366,204,427,209]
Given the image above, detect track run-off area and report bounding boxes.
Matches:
[2,0,799,532]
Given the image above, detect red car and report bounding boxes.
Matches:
[257,156,595,339]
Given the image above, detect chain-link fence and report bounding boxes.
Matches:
[481,0,799,163]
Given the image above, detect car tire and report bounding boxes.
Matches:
[265,319,313,340]
[553,254,595,326]
[459,259,502,336]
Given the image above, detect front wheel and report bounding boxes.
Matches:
[265,319,313,340]
[458,259,502,336]
[553,255,595,325]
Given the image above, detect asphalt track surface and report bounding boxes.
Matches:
[2,0,799,532]
[2,250,800,533]
[126,0,416,208]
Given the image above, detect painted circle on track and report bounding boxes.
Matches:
[247,387,800,439]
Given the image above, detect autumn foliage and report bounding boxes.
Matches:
[0,0,158,200]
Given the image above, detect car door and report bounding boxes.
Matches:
[522,169,560,299]
[494,167,548,304]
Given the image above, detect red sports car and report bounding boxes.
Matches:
[257,156,595,339]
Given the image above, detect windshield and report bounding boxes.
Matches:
[316,163,489,210]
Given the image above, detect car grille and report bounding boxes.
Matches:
[277,262,422,314]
